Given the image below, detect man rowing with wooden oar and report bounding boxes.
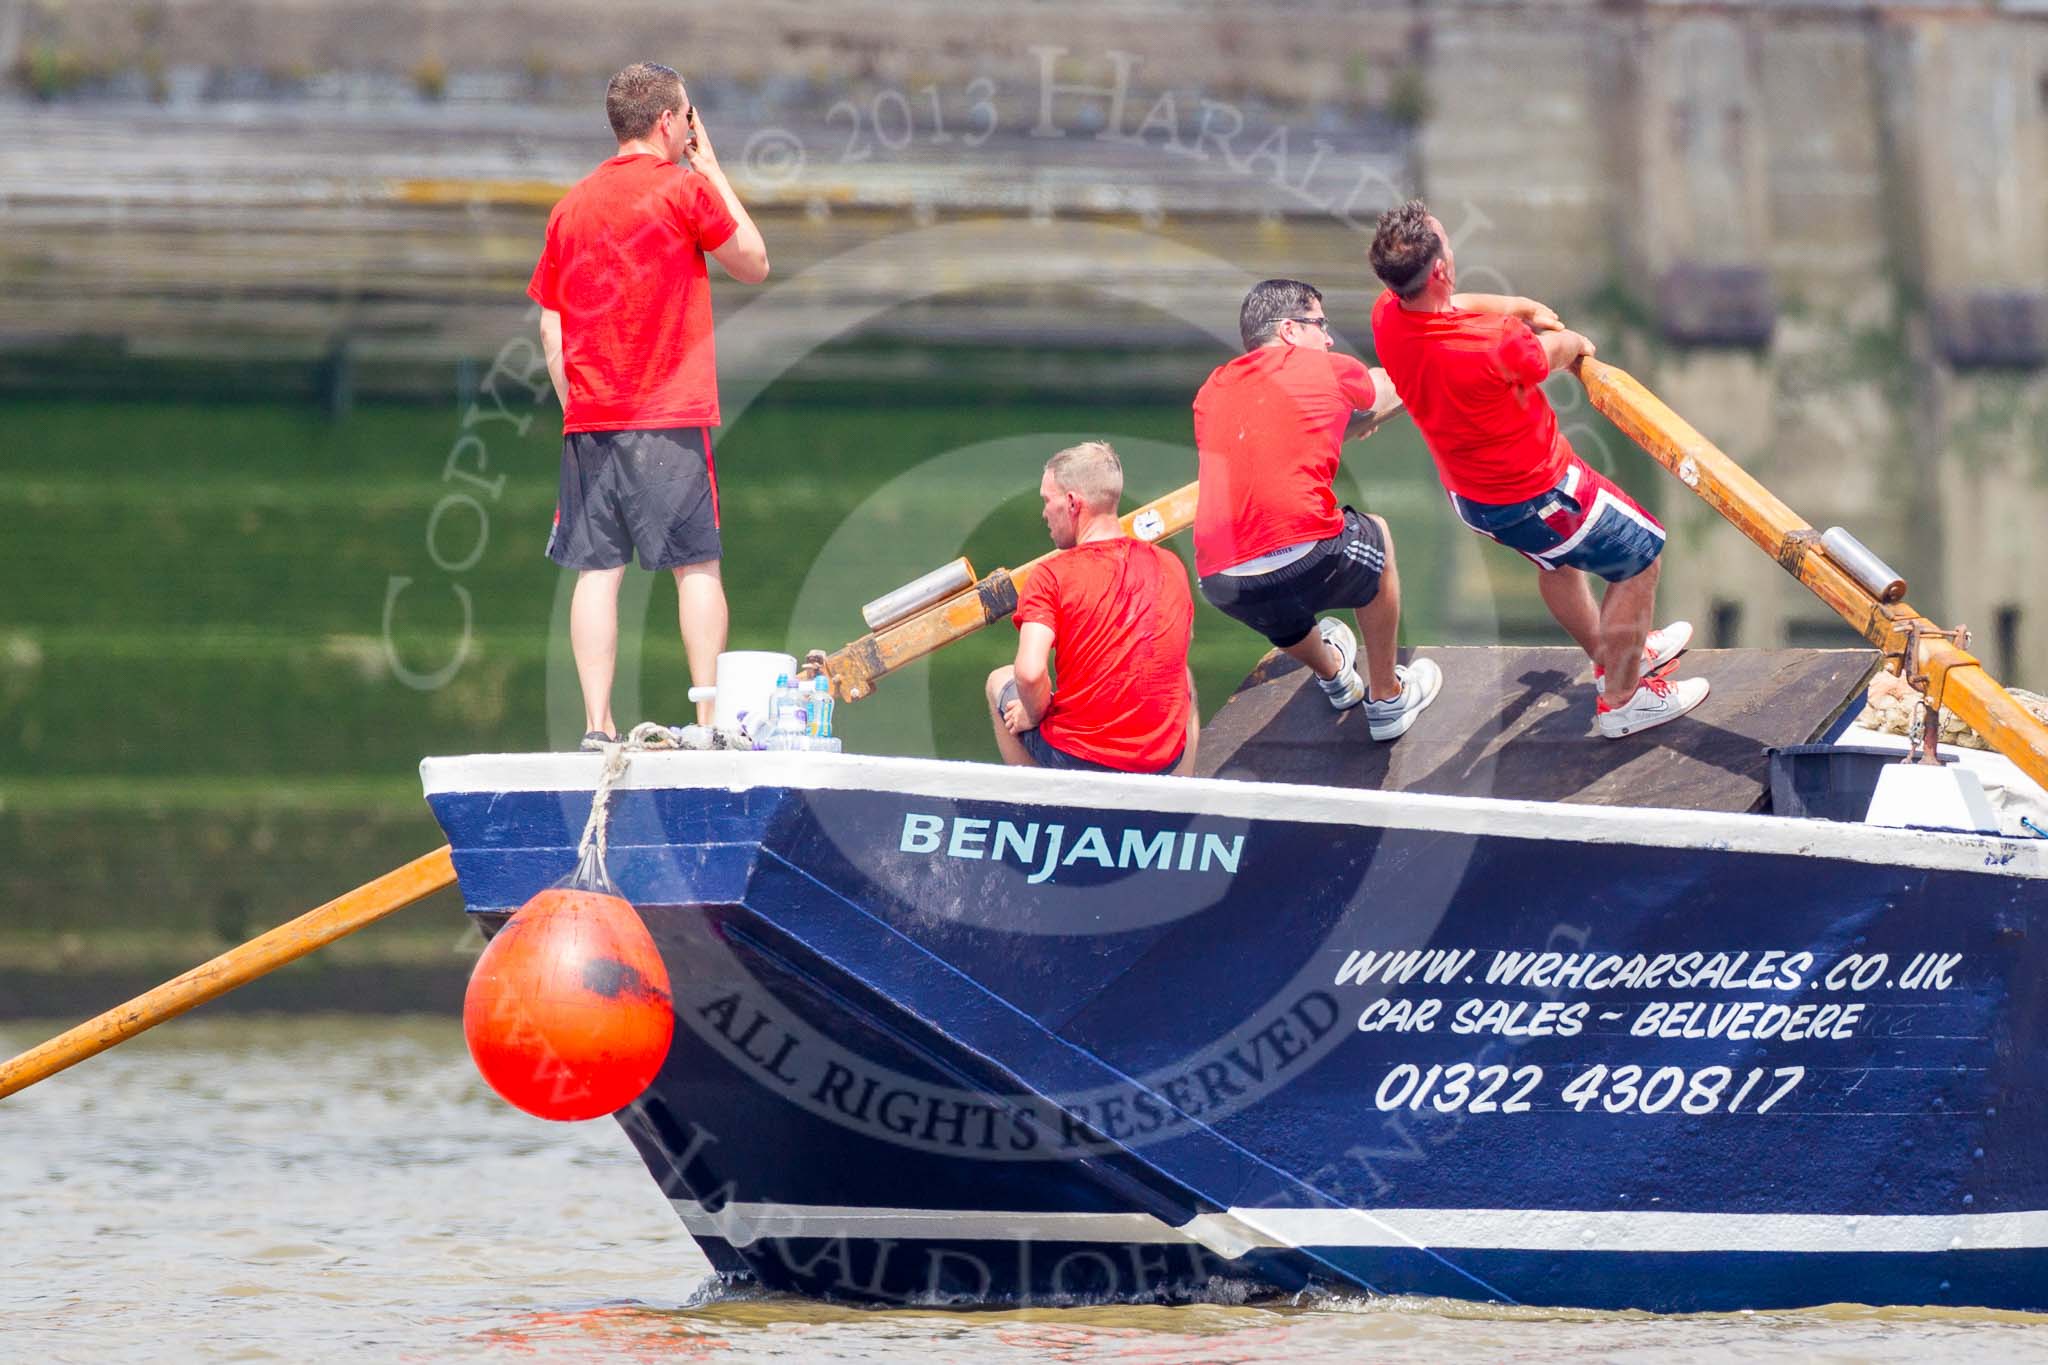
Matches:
[1190,279,1439,741]
[987,442,1199,775]
[1367,199,1707,739]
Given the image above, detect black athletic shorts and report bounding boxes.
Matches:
[1198,507,1386,649]
[547,426,721,571]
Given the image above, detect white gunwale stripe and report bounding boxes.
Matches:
[668,1199,2048,1256]
[1217,1207,2048,1255]
[420,751,2048,882]
[672,1201,1190,1250]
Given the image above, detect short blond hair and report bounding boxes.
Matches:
[1044,440,1123,513]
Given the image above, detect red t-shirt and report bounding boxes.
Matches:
[1369,290,1569,504]
[527,154,738,433]
[1190,347,1380,578]
[1013,538,1194,773]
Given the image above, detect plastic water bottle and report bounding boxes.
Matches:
[758,675,841,751]
[808,676,835,739]
[778,678,808,736]
[754,675,799,749]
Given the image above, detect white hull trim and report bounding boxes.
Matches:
[669,1198,2048,1258]
[423,750,2048,882]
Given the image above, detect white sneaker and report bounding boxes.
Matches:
[1313,617,1366,711]
[1597,673,1711,738]
[1594,621,1694,696]
[1364,657,1444,741]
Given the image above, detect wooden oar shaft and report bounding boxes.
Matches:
[1581,358,2048,793]
[822,480,1200,701]
[0,844,457,1101]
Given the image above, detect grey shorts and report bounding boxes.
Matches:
[547,426,721,571]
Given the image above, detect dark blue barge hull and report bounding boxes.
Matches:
[423,751,2048,1311]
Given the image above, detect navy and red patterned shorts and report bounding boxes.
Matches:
[1451,454,1664,583]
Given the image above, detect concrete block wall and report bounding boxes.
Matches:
[1417,13,1619,302]
[1877,13,2048,296]
[1757,18,1890,309]
[1620,14,1772,277]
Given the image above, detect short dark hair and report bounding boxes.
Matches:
[1239,279,1323,351]
[606,62,684,143]
[1370,199,1442,300]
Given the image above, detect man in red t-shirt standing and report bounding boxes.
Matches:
[1367,199,1707,739]
[986,442,1197,775]
[1190,278,1440,741]
[528,62,770,748]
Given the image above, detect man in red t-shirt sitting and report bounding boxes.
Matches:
[986,442,1198,775]
[1190,279,1441,741]
[1367,199,1707,740]
[528,63,771,748]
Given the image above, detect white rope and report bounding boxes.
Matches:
[575,723,679,865]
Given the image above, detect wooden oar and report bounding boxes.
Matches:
[1580,357,2048,793]
[817,480,1200,701]
[0,845,457,1101]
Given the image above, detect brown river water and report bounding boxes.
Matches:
[5,1015,2045,1362]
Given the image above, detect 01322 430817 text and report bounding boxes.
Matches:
[1333,944,1972,1120]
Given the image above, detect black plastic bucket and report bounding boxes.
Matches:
[1766,744,1899,822]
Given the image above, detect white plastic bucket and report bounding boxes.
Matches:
[687,650,797,739]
